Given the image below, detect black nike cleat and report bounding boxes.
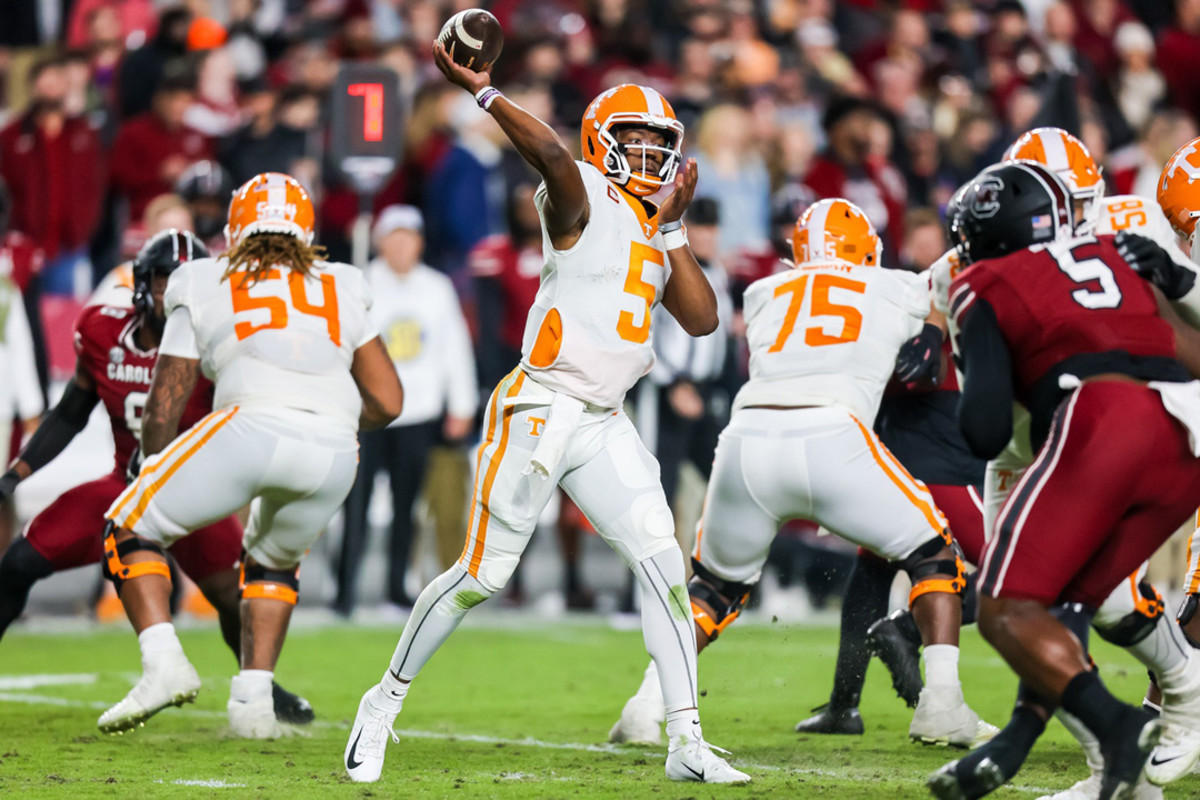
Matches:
[272,681,315,725]
[1099,708,1163,800]
[868,609,924,708]
[794,703,864,735]
[926,756,1006,800]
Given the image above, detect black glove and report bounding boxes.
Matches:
[895,323,944,384]
[125,448,143,484]
[0,469,19,504]
[1115,230,1197,301]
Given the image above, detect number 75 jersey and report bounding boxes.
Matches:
[733,261,929,424]
[163,258,377,433]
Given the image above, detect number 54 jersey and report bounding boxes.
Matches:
[521,161,671,408]
[163,258,377,433]
[734,260,929,424]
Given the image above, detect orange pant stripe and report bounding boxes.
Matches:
[108,408,235,521]
[459,367,517,566]
[121,409,238,529]
[851,416,945,533]
[460,369,525,577]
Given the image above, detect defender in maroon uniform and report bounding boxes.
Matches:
[0,230,312,723]
[929,162,1200,800]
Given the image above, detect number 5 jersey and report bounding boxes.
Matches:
[521,161,673,409]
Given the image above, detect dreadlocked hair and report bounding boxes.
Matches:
[222,233,327,287]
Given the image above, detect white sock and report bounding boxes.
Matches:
[665,707,700,741]
[378,669,409,711]
[923,644,960,689]
[138,622,184,663]
[1130,616,1190,682]
[230,669,273,703]
[634,661,663,705]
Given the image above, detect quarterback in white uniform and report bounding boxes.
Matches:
[611,199,993,750]
[96,172,404,738]
[930,128,1200,800]
[342,42,749,786]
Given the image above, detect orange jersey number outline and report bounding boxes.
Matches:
[616,242,664,344]
[1105,198,1148,231]
[768,273,867,352]
[231,269,341,346]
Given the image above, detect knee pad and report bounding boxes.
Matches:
[1095,581,1164,647]
[901,533,966,606]
[239,557,300,605]
[689,558,754,642]
[102,522,170,589]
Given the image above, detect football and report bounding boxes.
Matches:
[437,9,504,72]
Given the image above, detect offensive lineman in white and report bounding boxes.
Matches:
[610,199,993,750]
[928,128,1200,800]
[342,44,749,785]
[96,172,405,737]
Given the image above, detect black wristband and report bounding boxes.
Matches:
[0,469,19,501]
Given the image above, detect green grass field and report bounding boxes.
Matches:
[1,617,1196,799]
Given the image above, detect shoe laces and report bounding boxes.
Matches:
[359,701,400,758]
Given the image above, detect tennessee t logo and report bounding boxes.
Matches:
[527,417,546,437]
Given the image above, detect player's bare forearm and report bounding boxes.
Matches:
[662,247,718,336]
[351,337,404,431]
[432,41,586,243]
[142,355,200,457]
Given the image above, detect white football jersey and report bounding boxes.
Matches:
[162,257,378,432]
[733,260,929,423]
[521,161,672,408]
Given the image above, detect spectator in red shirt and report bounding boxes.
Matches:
[0,56,105,296]
[109,73,213,222]
[803,96,907,267]
[1158,0,1200,124]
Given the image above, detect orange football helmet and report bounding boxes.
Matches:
[581,84,684,197]
[792,198,881,267]
[1159,137,1200,238]
[225,172,316,247]
[1003,127,1105,233]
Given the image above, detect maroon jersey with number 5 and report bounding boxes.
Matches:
[73,304,215,475]
[949,234,1177,408]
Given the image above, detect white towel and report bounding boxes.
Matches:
[1150,380,1200,457]
[521,392,585,479]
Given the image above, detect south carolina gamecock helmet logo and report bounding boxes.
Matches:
[581,85,684,197]
[225,172,316,248]
[1003,127,1104,234]
[1159,137,1200,239]
[792,198,881,267]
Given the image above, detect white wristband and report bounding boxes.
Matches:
[474,86,502,110]
[662,226,688,251]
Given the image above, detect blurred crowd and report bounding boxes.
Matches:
[2,0,1199,614]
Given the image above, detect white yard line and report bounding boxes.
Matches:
[0,673,98,689]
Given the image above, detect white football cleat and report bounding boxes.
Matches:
[1037,770,1163,800]
[665,731,751,784]
[909,687,989,748]
[608,694,664,745]
[1146,655,1200,786]
[344,686,401,783]
[98,651,201,734]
